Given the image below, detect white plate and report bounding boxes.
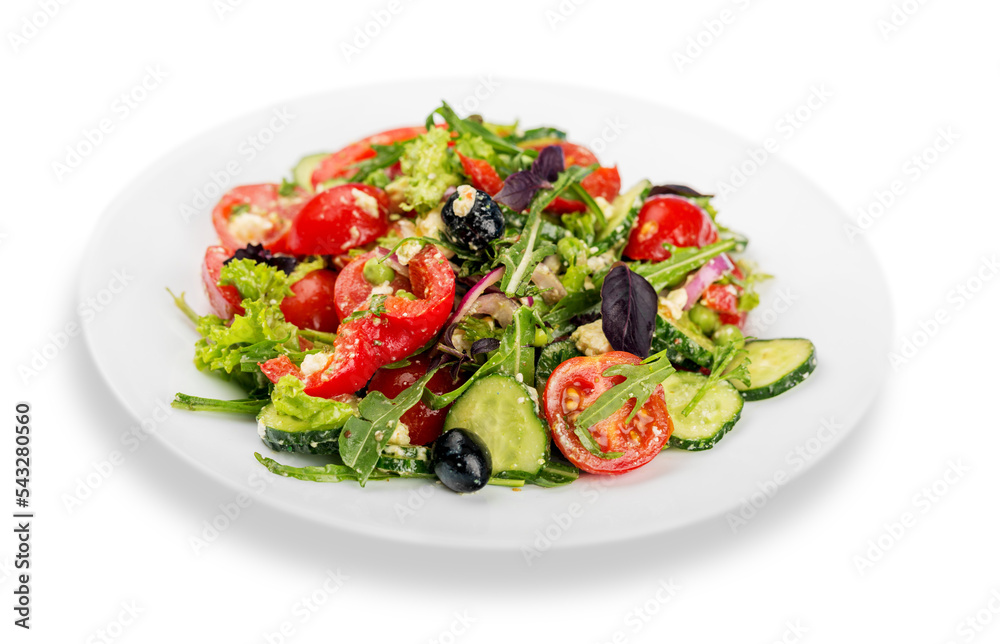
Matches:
[80,79,890,550]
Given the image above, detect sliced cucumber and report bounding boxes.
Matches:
[256,403,343,454]
[378,445,433,477]
[733,339,817,401]
[292,153,328,192]
[596,179,651,249]
[654,313,715,367]
[443,374,548,476]
[661,371,744,451]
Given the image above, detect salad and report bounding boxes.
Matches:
[171,102,817,494]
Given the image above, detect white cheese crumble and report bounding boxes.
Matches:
[370,284,394,296]
[395,239,422,266]
[571,320,612,356]
[352,188,381,218]
[228,212,275,245]
[300,352,333,377]
[658,289,688,321]
[586,249,616,274]
[452,184,477,218]
[257,419,267,440]
[388,421,410,446]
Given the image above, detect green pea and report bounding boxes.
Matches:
[394,290,416,301]
[363,258,395,285]
[533,327,549,347]
[689,304,720,335]
[713,324,744,348]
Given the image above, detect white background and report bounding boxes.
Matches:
[2,0,999,641]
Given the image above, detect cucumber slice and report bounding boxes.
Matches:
[378,445,433,477]
[443,375,548,476]
[256,403,342,454]
[655,314,715,367]
[661,371,744,451]
[292,153,328,192]
[733,339,817,401]
[596,179,651,248]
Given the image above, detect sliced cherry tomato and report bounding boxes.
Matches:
[457,153,504,195]
[543,352,672,475]
[211,184,308,253]
[623,195,719,262]
[285,184,389,256]
[701,283,740,315]
[311,126,427,188]
[367,354,461,446]
[334,249,412,321]
[718,311,748,328]
[525,142,620,214]
[202,245,244,319]
[280,269,340,333]
[261,245,455,398]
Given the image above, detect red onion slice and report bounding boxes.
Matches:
[446,266,505,327]
[682,254,735,310]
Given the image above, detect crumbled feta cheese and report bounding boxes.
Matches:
[452,184,477,218]
[301,352,333,377]
[658,289,688,321]
[228,212,275,245]
[257,419,267,440]
[347,225,361,246]
[396,239,422,266]
[352,188,381,218]
[571,320,612,356]
[370,284,393,296]
[388,421,410,446]
[586,249,616,274]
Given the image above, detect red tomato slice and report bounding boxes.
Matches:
[367,354,462,446]
[543,352,673,475]
[280,269,340,333]
[285,184,389,256]
[624,195,719,262]
[333,250,411,321]
[718,311,748,328]
[211,184,308,253]
[525,142,620,213]
[701,283,740,315]
[310,126,427,188]
[202,245,244,319]
[457,153,504,195]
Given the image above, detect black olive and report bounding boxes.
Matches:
[432,428,492,493]
[441,185,505,252]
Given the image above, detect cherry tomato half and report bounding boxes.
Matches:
[285,184,389,256]
[543,352,673,475]
[280,269,340,332]
[367,354,462,446]
[311,126,427,188]
[525,142,621,214]
[457,153,504,195]
[701,283,740,316]
[624,195,719,262]
[333,249,412,321]
[211,184,309,253]
[202,245,244,319]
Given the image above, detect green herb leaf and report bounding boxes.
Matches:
[682,342,750,416]
[171,394,269,414]
[278,178,298,197]
[347,142,405,183]
[573,425,624,460]
[575,351,676,430]
[255,453,393,483]
[631,239,736,292]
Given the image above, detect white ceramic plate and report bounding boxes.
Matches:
[80,79,890,549]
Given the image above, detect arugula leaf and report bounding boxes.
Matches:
[631,239,736,292]
[683,342,750,416]
[347,142,405,183]
[496,165,593,298]
[536,340,582,391]
[171,394,269,414]
[574,425,624,460]
[424,307,537,409]
[339,367,441,485]
[430,101,524,156]
[543,288,601,336]
[575,351,676,430]
[278,178,299,197]
[255,453,395,483]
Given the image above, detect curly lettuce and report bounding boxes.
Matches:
[395,127,460,214]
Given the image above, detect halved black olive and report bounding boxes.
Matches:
[441,185,505,252]
[431,428,492,493]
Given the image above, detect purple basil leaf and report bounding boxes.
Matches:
[600,263,658,358]
[494,171,544,212]
[226,243,298,274]
[648,184,712,199]
[470,338,501,355]
[531,145,565,183]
